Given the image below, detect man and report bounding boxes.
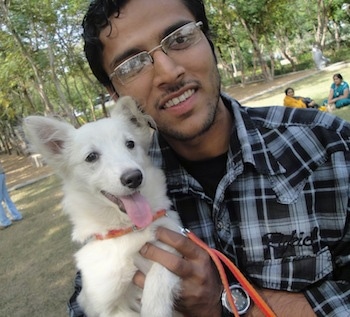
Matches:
[68,0,350,316]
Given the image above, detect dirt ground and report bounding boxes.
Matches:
[0,69,317,189]
[0,154,53,190]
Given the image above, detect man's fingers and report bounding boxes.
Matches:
[139,227,212,277]
[133,270,145,288]
[155,227,207,260]
[138,227,224,316]
[140,242,193,276]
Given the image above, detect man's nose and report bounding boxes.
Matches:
[151,50,185,87]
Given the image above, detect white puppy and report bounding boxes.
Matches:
[24,97,183,317]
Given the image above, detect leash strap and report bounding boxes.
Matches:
[95,209,167,240]
[183,229,276,317]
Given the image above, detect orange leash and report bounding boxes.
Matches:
[184,229,276,317]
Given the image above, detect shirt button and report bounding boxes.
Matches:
[217,222,223,230]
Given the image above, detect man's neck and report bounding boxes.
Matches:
[164,100,232,161]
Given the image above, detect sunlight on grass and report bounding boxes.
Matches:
[37,222,71,246]
[46,223,68,237]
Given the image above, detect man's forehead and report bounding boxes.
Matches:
[99,0,193,38]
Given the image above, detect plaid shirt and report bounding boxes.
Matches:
[67,94,350,316]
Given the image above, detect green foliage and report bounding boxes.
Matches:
[0,0,94,120]
[208,0,350,83]
[324,46,350,63]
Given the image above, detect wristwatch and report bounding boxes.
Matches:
[221,284,251,315]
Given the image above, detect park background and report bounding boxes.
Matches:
[1,0,350,316]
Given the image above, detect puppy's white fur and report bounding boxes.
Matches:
[24,97,182,317]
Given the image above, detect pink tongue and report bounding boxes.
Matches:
[120,193,153,228]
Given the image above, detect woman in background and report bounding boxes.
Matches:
[284,87,319,108]
[324,73,350,111]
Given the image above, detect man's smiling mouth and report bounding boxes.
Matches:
[164,89,195,108]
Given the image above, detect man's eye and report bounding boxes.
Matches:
[85,152,99,162]
[117,53,152,77]
[123,58,142,72]
[174,35,187,44]
[169,32,195,50]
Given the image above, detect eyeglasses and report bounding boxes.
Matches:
[109,21,203,85]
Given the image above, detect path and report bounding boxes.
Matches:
[223,69,318,102]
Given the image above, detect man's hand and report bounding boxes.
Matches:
[133,227,316,317]
[133,227,223,317]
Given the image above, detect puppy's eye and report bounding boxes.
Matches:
[85,152,99,162]
[126,140,135,149]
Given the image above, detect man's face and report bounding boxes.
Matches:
[99,0,221,143]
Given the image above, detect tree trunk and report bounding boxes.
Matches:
[332,20,341,50]
[44,31,76,123]
[315,0,328,49]
[22,87,37,112]
[239,17,273,82]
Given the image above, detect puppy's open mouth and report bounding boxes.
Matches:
[101,190,126,212]
[101,190,153,228]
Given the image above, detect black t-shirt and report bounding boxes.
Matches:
[177,152,227,199]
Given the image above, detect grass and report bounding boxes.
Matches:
[243,63,350,121]
[2,62,350,317]
[0,175,77,317]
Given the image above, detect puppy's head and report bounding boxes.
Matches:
[24,97,162,231]
[23,96,155,175]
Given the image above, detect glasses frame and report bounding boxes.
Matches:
[109,21,203,85]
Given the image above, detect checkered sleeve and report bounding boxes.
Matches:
[305,218,350,316]
[66,271,86,317]
[305,280,350,317]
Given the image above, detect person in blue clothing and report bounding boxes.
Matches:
[67,0,349,316]
[0,163,22,228]
[324,73,350,111]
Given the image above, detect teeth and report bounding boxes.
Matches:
[164,89,194,108]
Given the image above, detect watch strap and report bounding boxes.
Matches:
[221,305,235,317]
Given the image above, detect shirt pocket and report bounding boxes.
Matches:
[245,246,333,291]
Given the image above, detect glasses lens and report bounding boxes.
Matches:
[162,22,203,53]
[114,52,153,84]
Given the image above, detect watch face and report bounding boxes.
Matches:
[222,284,250,315]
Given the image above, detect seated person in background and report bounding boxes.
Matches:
[284,87,319,108]
[324,73,350,111]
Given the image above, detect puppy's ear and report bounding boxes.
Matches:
[110,96,157,130]
[23,116,75,166]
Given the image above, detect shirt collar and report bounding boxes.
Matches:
[222,93,285,175]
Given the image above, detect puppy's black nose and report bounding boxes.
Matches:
[121,169,143,189]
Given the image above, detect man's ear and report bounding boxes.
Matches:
[106,85,119,100]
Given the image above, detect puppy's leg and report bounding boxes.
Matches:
[76,245,139,317]
[141,262,181,317]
